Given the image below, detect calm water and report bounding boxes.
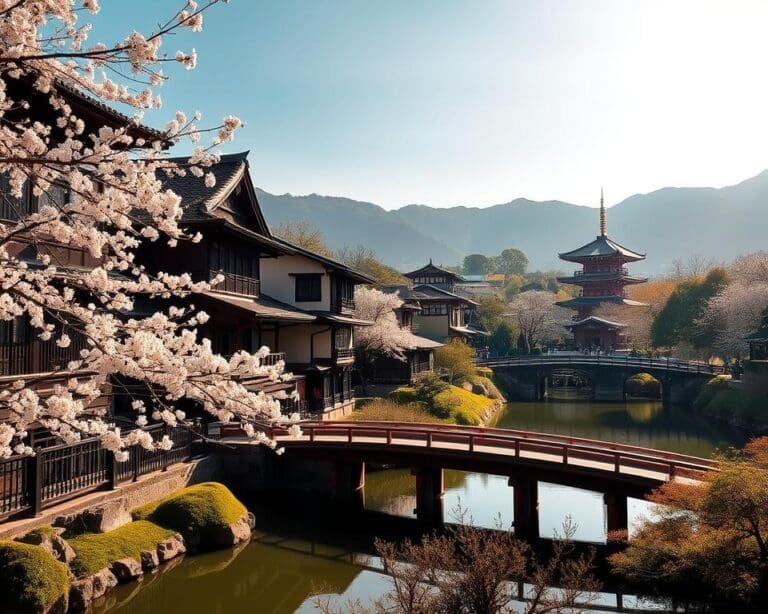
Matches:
[96,400,746,613]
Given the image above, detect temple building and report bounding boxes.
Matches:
[556,191,647,351]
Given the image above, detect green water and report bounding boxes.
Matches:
[97,400,747,613]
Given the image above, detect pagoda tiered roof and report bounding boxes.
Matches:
[558,234,645,263]
[555,295,648,310]
[556,271,648,285]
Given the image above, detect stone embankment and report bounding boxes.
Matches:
[0,482,254,613]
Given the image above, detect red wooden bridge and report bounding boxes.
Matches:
[215,420,716,534]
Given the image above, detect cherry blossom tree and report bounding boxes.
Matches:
[353,287,413,360]
[505,290,568,352]
[0,1,299,460]
[698,253,768,357]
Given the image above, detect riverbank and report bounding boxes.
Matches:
[1,483,253,613]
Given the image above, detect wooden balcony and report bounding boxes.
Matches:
[333,347,355,363]
[262,352,286,366]
[0,329,87,377]
[199,270,260,296]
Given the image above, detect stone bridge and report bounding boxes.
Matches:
[478,355,725,402]
[211,420,714,539]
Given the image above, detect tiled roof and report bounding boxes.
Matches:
[271,236,376,285]
[566,316,627,329]
[402,332,444,349]
[160,152,249,222]
[559,235,645,262]
[201,291,317,322]
[403,261,466,281]
[556,296,648,309]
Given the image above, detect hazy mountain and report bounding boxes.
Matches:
[256,170,768,275]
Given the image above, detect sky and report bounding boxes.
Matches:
[91,0,768,210]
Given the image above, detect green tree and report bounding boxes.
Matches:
[475,296,506,332]
[495,248,529,275]
[489,321,515,356]
[463,254,492,275]
[612,437,768,610]
[504,274,526,300]
[651,268,728,348]
[335,245,406,284]
[273,220,335,258]
[434,341,476,384]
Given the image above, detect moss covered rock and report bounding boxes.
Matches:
[67,519,176,577]
[624,373,662,399]
[0,540,71,612]
[132,482,250,551]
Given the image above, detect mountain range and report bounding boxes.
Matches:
[255,169,768,276]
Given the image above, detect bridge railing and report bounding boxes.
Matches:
[214,419,717,483]
[477,354,726,375]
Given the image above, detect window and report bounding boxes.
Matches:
[38,182,70,210]
[208,242,259,278]
[0,174,33,221]
[334,327,352,349]
[295,274,322,302]
[0,317,27,345]
[422,303,447,316]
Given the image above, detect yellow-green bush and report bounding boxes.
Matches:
[350,399,442,423]
[624,373,662,398]
[435,385,496,425]
[68,520,175,577]
[0,541,70,610]
[132,482,247,550]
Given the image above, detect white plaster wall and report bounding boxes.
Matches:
[279,324,332,363]
[261,254,330,311]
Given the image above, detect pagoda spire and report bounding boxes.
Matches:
[599,187,606,236]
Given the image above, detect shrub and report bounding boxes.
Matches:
[0,541,71,610]
[132,482,247,550]
[431,392,462,419]
[68,520,176,577]
[412,371,449,402]
[693,376,731,410]
[435,341,476,384]
[624,373,662,398]
[389,386,418,404]
[350,399,441,423]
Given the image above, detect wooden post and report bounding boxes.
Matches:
[510,476,538,541]
[28,452,42,517]
[334,460,365,511]
[604,493,629,539]
[415,466,444,527]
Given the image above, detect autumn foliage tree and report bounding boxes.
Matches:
[611,437,768,610]
[0,1,299,459]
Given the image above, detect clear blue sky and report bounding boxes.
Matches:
[92,1,768,210]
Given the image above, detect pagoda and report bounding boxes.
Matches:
[556,190,647,351]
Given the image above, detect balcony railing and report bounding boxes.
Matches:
[334,348,355,361]
[0,328,88,377]
[336,297,356,312]
[573,267,628,277]
[262,352,286,366]
[199,270,260,296]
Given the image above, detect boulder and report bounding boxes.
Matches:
[16,529,76,564]
[55,499,131,535]
[156,533,186,563]
[90,567,118,600]
[471,382,489,397]
[208,515,253,548]
[69,577,94,612]
[140,549,159,571]
[246,511,256,530]
[45,591,69,614]
[110,558,142,583]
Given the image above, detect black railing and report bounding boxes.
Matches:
[0,324,88,377]
[262,352,286,366]
[200,270,260,296]
[477,354,726,375]
[336,297,356,311]
[0,423,193,521]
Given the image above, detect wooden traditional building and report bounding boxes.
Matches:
[147,152,375,419]
[384,260,486,344]
[358,299,443,385]
[556,192,647,351]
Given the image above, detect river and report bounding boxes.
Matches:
[95,399,747,613]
